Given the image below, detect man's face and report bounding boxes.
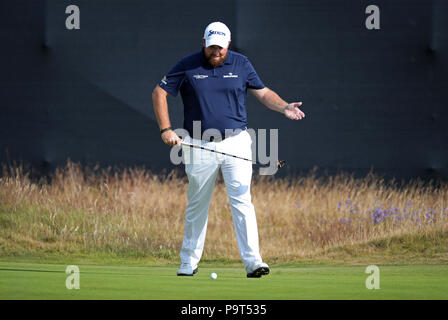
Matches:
[203,40,229,67]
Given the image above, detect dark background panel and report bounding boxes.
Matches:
[0,0,447,180]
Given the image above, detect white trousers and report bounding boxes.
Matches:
[180,130,263,272]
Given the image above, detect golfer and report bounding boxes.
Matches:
[152,22,305,278]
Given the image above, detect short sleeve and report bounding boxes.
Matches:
[158,60,186,97]
[245,58,265,90]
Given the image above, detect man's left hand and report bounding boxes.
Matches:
[284,102,305,120]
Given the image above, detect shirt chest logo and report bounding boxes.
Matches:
[223,72,238,78]
[193,74,209,80]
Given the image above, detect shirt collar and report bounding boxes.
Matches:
[223,50,234,65]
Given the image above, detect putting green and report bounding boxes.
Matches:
[0,262,447,300]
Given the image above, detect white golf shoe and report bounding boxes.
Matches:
[247,262,270,278]
[177,263,198,276]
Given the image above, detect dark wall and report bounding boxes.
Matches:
[1,0,447,180]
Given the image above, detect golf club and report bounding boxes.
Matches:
[181,141,286,170]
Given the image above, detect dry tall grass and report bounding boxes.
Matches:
[0,161,447,263]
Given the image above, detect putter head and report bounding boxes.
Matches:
[277,160,286,169]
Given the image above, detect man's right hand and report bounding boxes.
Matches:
[161,130,182,146]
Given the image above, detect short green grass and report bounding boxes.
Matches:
[1,261,447,300]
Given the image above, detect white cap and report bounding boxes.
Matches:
[203,22,231,48]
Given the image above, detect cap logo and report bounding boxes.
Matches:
[208,30,226,37]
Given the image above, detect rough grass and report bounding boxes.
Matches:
[0,161,447,264]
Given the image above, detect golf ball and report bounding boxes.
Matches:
[210,272,218,280]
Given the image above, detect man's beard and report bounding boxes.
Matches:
[205,50,228,67]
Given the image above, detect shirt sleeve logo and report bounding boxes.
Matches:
[160,75,167,85]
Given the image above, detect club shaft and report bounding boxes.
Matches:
[181,142,254,163]
[180,142,286,169]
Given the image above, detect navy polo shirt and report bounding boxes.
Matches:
[158,49,265,138]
